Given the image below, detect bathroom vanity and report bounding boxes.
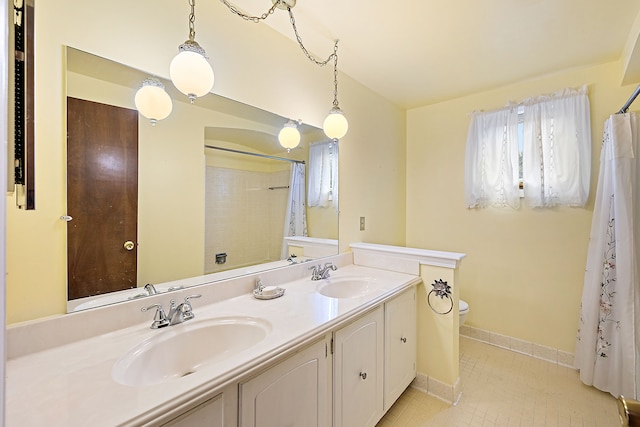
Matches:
[6,254,420,426]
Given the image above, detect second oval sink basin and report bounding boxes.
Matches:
[316,277,375,298]
[112,317,271,387]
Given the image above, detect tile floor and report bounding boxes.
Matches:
[377,336,619,426]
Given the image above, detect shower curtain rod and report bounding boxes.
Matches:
[617,85,640,114]
[205,145,305,164]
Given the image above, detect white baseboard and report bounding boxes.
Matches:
[411,373,462,405]
[460,325,576,368]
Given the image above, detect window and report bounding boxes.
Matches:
[307,140,339,211]
[465,86,591,209]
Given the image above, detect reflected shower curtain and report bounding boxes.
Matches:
[281,162,308,259]
[576,112,640,399]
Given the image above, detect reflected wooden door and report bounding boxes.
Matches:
[66,97,138,300]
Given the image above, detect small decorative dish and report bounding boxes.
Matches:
[253,286,285,300]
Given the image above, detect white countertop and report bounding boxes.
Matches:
[6,265,419,427]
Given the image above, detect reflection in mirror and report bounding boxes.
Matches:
[65,47,338,312]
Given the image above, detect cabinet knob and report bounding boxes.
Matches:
[359,372,367,380]
[400,337,407,343]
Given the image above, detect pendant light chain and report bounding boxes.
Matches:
[332,42,339,108]
[287,7,335,67]
[286,7,341,108]
[219,0,279,23]
[214,0,348,138]
[217,0,340,105]
[188,0,196,41]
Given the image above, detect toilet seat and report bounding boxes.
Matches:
[459,299,469,313]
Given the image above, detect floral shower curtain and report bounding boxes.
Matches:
[575,112,640,399]
[281,162,307,259]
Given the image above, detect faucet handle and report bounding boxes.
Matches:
[184,294,202,304]
[141,303,170,329]
[180,295,202,322]
[182,294,202,312]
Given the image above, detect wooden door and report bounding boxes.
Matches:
[66,97,138,300]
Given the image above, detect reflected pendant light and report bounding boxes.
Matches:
[278,120,301,152]
[323,41,348,140]
[170,0,214,103]
[134,78,173,126]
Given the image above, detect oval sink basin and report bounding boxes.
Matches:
[112,317,270,387]
[316,277,375,298]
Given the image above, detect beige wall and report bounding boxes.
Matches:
[6,0,406,324]
[406,61,636,353]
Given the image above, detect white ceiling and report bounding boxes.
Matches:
[229,0,640,108]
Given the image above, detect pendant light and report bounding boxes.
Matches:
[278,120,301,152]
[170,0,214,103]
[134,78,173,126]
[323,42,348,140]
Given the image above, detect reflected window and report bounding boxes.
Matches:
[307,140,339,210]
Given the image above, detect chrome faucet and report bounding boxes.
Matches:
[309,262,338,280]
[167,294,202,325]
[144,283,158,295]
[141,294,202,329]
[141,303,170,329]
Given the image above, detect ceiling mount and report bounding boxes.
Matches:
[272,0,295,10]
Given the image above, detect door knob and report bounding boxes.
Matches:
[124,241,135,251]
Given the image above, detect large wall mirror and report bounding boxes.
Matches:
[65,47,339,312]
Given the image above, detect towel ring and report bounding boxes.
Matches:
[427,279,453,315]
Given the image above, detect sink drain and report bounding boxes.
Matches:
[181,370,195,378]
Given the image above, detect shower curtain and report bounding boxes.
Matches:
[281,162,308,259]
[575,112,640,399]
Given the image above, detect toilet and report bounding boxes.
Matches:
[459,299,469,326]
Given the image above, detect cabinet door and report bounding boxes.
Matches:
[162,393,225,427]
[240,338,329,427]
[333,307,384,427]
[384,286,417,411]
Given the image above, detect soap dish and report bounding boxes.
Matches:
[253,286,285,300]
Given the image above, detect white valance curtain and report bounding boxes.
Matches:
[308,140,339,211]
[464,107,521,208]
[522,86,591,207]
[465,86,591,208]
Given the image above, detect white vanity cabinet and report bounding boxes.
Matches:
[383,286,417,411]
[161,384,238,427]
[239,337,330,427]
[333,306,385,427]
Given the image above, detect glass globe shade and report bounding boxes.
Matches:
[134,80,173,126]
[278,123,301,150]
[169,50,214,102]
[323,108,348,140]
